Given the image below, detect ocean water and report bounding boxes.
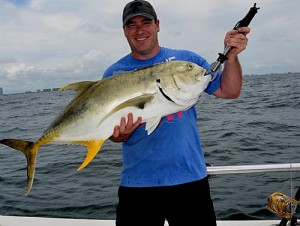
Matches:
[0,73,299,221]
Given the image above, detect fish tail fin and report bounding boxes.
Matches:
[77,139,105,171]
[0,139,39,196]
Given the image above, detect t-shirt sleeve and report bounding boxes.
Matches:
[102,65,115,79]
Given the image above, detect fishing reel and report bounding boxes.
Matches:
[267,188,300,226]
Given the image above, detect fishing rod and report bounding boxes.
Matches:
[207,3,260,79]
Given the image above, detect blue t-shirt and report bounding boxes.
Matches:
[103,47,222,187]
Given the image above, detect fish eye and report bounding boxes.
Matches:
[187,64,194,70]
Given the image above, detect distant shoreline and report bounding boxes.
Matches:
[1,72,299,95]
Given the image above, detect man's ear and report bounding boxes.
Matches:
[156,19,160,32]
[123,27,127,38]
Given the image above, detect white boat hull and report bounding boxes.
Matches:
[0,216,283,226]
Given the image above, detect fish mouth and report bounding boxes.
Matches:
[200,69,212,81]
[156,79,175,103]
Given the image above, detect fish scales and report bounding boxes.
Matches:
[0,60,211,195]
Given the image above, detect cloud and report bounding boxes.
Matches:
[0,48,109,94]
[0,57,17,64]
[1,0,300,94]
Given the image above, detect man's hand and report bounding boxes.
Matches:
[213,27,250,99]
[224,27,250,60]
[110,113,142,143]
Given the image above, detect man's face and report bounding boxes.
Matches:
[123,16,160,59]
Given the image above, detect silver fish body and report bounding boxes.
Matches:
[0,60,211,195]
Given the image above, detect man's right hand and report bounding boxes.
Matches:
[110,113,142,142]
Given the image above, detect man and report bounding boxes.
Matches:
[103,1,250,225]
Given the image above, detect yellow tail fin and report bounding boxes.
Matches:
[0,139,39,196]
[77,139,105,171]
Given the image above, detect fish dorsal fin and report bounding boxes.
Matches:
[75,139,105,171]
[59,81,95,96]
[145,117,161,135]
[99,94,154,126]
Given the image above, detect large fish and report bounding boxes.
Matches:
[0,60,211,195]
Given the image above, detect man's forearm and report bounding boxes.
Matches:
[214,56,243,99]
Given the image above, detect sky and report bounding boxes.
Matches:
[0,0,299,94]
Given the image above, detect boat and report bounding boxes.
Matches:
[1,163,300,226]
[0,215,283,226]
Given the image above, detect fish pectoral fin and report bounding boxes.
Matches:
[98,94,154,127]
[115,94,154,111]
[145,117,161,135]
[59,81,96,95]
[77,139,105,171]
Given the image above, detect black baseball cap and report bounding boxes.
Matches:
[122,0,157,26]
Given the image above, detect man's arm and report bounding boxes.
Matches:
[213,27,250,99]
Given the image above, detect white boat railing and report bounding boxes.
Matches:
[207,163,300,175]
[1,163,300,226]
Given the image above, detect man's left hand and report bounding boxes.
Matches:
[224,27,250,59]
